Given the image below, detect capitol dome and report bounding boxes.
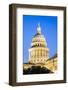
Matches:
[29,23,49,64]
[31,23,47,48]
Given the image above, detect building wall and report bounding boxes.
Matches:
[44,57,57,72]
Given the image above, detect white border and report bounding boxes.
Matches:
[16,8,64,82]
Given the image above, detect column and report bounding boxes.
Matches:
[42,50,44,62]
[29,51,30,60]
[46,51,48,57]
[35,50,36,58]
[42,50,43,57]
[41,49,42,57]
[39,49,40,58]
[33,50,35,60]
[29,51,31,63]
[35,50,37,63]
[38,49,39,58]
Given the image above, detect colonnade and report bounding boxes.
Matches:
[29,48,49,63]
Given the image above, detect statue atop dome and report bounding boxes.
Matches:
[37,23,41,34]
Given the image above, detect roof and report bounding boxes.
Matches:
[47,53,57,61]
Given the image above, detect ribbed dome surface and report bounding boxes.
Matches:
[31,24,47,47]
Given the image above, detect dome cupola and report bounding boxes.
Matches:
[31,23,47,48]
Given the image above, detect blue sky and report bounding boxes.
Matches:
[23,15,57,63]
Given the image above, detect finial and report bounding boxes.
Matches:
[37,23,41,34]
